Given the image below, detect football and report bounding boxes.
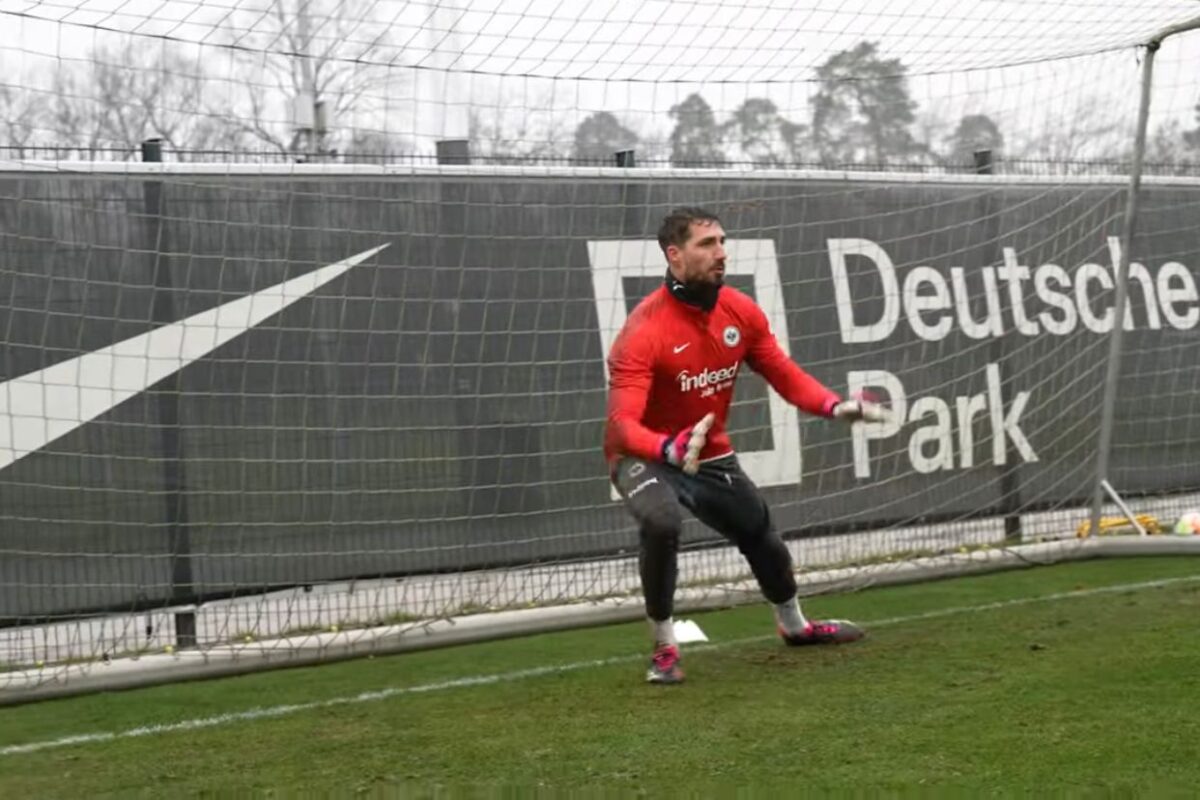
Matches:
[1173,511,1200,535]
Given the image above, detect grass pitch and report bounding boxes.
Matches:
[2,555,1199,795]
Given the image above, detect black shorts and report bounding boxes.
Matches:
[611,454,771,545]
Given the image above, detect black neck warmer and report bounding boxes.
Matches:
[665,269,721,312]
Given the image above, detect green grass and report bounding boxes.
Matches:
[3,556,1200,796]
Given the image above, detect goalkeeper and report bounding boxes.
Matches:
[604,207,886,684]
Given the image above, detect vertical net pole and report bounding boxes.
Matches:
[1087,41,1158,537]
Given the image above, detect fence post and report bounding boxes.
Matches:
[616,149,645,259]
[141,138,196,648]
[972,149,993,175]
[973,150,1024,543]
[435,139,471,165]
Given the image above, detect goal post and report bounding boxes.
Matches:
[2,1,1200,699]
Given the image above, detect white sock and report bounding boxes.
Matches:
[773,597,808,635]
[649,617,676,647]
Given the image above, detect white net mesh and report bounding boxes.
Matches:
[1,0,1198,166]
[2,0,1199,691]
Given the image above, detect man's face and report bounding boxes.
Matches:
[668,220,727,285]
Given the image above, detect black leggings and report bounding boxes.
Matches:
[611,455,797,621]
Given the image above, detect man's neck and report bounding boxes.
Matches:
[665,269,720,311]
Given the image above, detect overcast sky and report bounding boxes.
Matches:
[2,0,1199,154]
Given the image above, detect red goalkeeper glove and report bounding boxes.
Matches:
[660,413,716,475]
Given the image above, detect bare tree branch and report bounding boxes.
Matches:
[221,0,400,159]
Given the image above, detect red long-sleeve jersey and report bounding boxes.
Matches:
[604,284,841,465]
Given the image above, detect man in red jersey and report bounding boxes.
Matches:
[604,207,887,684]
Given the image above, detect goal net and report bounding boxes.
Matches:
[2,0,1200,696]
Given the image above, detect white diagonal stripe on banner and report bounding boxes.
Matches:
[0,244,389,472]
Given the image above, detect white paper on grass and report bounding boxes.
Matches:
[672,619,709,643]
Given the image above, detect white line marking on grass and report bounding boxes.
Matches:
[0,657,634,756]
[3,573,1198,757]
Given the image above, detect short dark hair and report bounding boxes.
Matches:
[657,207,721,255]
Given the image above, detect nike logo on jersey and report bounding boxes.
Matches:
[673,343,690,354]
[0,244,390,473]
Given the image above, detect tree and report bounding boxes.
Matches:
[720,98,805,167]
[572,112,638,164]
[46,68,109,157]
[0,80,44,157]
[1009,95,1123,171]
[944,114,1005,167]
[1183,100,1200,158]
[811,41,919,166]
[468,93,572,164]
[1146,119,1193,166]
[911,104,952,160]
[222,0,402,159]
[1098,119,1194,172]
[632,126,672,164]
[44,40,242,158]
[668,93,726,167]
[341,130,412,163]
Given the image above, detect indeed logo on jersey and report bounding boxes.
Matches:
[677,361,740,397]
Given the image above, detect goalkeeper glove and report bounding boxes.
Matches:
[832,392,891,423]
[661,412,716,475]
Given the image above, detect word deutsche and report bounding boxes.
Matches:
[830,236,1198,343]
